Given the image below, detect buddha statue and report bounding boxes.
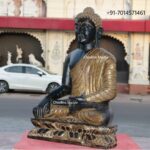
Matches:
[28,7,117,149]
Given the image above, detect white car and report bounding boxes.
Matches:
[0,64,62,93]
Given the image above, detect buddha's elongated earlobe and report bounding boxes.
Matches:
[95,27,103,48]
[98,27,103,39]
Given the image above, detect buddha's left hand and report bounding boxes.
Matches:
[69,94,86,101]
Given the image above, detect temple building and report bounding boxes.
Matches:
[0,0,149,94]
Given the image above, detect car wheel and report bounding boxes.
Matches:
[46,82,60,93]
[0,81,9,93]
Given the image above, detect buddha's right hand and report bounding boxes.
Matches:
[33,102,50,119]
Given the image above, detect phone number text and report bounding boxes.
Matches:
[107,10,145,15]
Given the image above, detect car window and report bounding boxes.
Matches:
[5,66,23,73]
[41,67,56,75]
[25,66,42,75]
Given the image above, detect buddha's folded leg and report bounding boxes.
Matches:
[74,108,108,126]
[31,104,69,127]
[43,104,84,123]
[33,102,110,127]
[43,106,109,126]
[44,104,69,118]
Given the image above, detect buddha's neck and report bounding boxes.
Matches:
[82,41,95,52]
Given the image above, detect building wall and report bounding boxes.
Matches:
[46,0,150,94]
[47,0,129,19]
[45,31,74,74]
[0,0,149,94]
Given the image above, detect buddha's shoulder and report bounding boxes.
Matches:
[93,48,116,62]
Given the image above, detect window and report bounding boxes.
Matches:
[25,66,41,75]
[5,66,23,73]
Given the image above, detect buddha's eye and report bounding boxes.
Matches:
[87,24,94,29]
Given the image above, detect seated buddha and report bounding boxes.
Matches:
[29,7,117,149]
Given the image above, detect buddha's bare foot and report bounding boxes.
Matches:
[33,102,50,119]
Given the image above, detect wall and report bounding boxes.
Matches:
[0,0,149,93]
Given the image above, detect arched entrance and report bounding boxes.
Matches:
[100,35,129,83]
[0,32,45,67]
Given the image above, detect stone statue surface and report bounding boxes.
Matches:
[28,53,43,67]
[28,7,117,149]
[7,51,12,65]
[16,45,23,63]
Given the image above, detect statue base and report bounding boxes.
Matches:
[28,119,117,149]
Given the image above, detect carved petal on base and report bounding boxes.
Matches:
[28,120,117,149]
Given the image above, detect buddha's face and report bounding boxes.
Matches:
[75,19,96,45]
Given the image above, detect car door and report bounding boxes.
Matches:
[4,66,28,89]
[24,66,49,91]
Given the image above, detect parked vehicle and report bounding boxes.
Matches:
[0,64,62,93]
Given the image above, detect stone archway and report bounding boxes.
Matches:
[0,32,45,67]
[100,35,129,83]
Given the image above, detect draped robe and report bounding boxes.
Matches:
[44,48,117,126]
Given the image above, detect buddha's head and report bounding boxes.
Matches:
[75,7,103,48]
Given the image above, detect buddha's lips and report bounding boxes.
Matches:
[78,34,86,42]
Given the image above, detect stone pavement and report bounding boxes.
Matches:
[0,93,149,150]
[134,137,150,150]
[0,133,22,150]
[114,93,150,103]
[114,93,150,150]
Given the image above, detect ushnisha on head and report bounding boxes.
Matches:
[75,7,103,48]
[75,7,102,30]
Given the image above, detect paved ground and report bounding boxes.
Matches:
[0,92,150,150]
[113,94,150,150]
